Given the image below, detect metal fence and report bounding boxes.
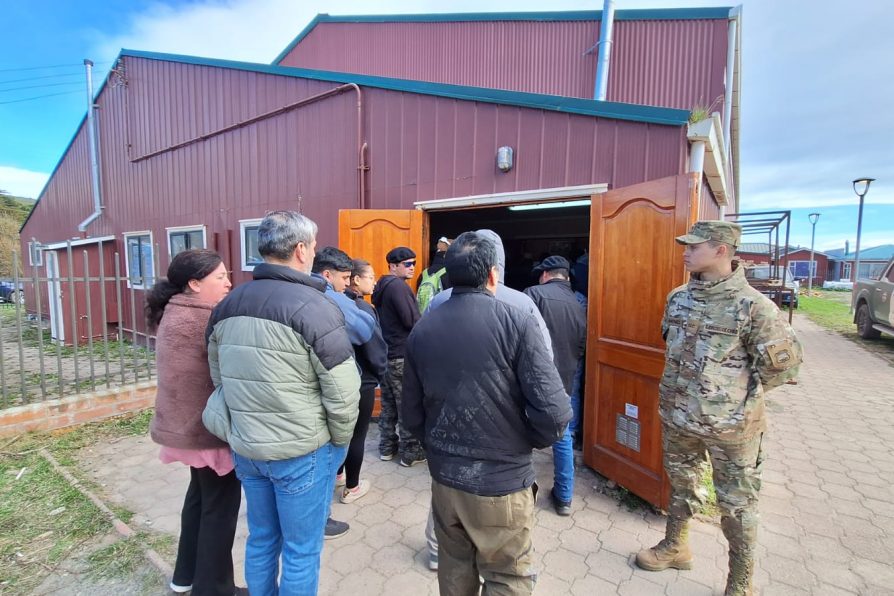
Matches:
[0,244,159,410]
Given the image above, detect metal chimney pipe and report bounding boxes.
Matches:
[78,59,103,233]
[593,0,616,101]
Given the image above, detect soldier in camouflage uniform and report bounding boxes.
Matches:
[635,221,802,596]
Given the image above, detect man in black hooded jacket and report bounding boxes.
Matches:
[372,246,424,467]
[402,231,571,595]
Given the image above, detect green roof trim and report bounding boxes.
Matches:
[23,46,690,232]
[122,49,690,126]
[272,8,734,65]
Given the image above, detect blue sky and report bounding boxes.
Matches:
[1,0,892,252]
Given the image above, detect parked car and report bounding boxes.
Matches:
[744,265,799,308]
[0,280,24,305]
[853,256,894,339]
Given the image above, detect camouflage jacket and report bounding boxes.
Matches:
[659,266,802,441]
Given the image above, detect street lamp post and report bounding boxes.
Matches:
[850,177,876,313]
[808,212,820,294]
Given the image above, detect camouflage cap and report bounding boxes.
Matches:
[675,221,742,248]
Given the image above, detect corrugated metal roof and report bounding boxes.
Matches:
[739,243,805,254]
[826,244,894,261]
[122,50,690,124]
[273,8,734,65]
[22,50,689,234]
[21,47,690,233]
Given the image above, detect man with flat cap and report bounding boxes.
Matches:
[634,221,802,596]
[524,255,586,516]
[372,246,425,467]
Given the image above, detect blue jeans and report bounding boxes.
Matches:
[233,443,347,596]
[552,425,575,503]
[569,360,584,438]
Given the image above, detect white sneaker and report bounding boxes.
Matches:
[170,581,192,593]
[335,470,346,487]
[339,479,371,504]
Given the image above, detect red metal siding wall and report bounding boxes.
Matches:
[279,19,728,111]
[360,89,686,207]
[22,55,688,327]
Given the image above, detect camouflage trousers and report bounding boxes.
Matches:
[663,424,764,558]
[378,358,424,459]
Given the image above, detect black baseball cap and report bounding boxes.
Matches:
[533,255,570,273]
[386,247,416,264]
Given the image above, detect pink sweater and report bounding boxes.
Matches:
[150,294,228,451]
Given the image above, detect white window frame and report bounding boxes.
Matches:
[787,260,816,278]
[123,231,155,289]
[27,241,43,267]
[240,218,263,271]
[166,224,207,257]
[842,262,852,281]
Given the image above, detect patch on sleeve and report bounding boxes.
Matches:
[765,339,795,369]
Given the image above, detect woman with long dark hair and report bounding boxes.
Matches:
[337,258,387,503]
[146,249,246,596]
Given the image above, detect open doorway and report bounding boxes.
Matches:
[427,203,591,292]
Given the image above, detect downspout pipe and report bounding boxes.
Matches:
[78,59,103,233]
[723,11,738,161]
[689,140,707,217]
[593,0,616,101]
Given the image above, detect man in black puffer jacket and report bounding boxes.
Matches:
[402,231,571,595]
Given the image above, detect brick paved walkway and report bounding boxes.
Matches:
[75,315,894,595]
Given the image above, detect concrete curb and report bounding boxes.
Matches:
[38,447,174,579]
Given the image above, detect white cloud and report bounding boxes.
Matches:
[89,0,612,65]
[816,232,894,252]
[89,0,714,65]
[0,166,49,199]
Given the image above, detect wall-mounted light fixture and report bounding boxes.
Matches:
[508,199,591,211]
[496,146,513,172]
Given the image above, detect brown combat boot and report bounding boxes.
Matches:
[635,517,694,571]
[723,549,754,596]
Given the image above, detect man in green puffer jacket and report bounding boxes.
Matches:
[202,211,360,596]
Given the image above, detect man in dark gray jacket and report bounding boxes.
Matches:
[525,256,587,516]
[402,231,571,595]
[202,211,360,596]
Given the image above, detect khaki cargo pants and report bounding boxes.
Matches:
[431,480,537,596]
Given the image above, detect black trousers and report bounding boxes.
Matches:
[172,466,242,596]
[339,384,376,488]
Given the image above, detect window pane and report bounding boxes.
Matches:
[789,261,815,278]
[245,226,262,265]
[141,237,155,286]
[128,237,142,283]
[127,234,152,285]
[187,230,204,249]
[170,233,188,256]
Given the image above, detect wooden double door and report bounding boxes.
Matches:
[340,174,695,509]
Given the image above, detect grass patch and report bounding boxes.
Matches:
[87,531,173,580]
[20,324,154,361]
[0,453,111,594]
[0,410,153,592]
[798,291,894,366]
[698,463,719,518]
[798,293,855,334]
[46,408,152,466]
